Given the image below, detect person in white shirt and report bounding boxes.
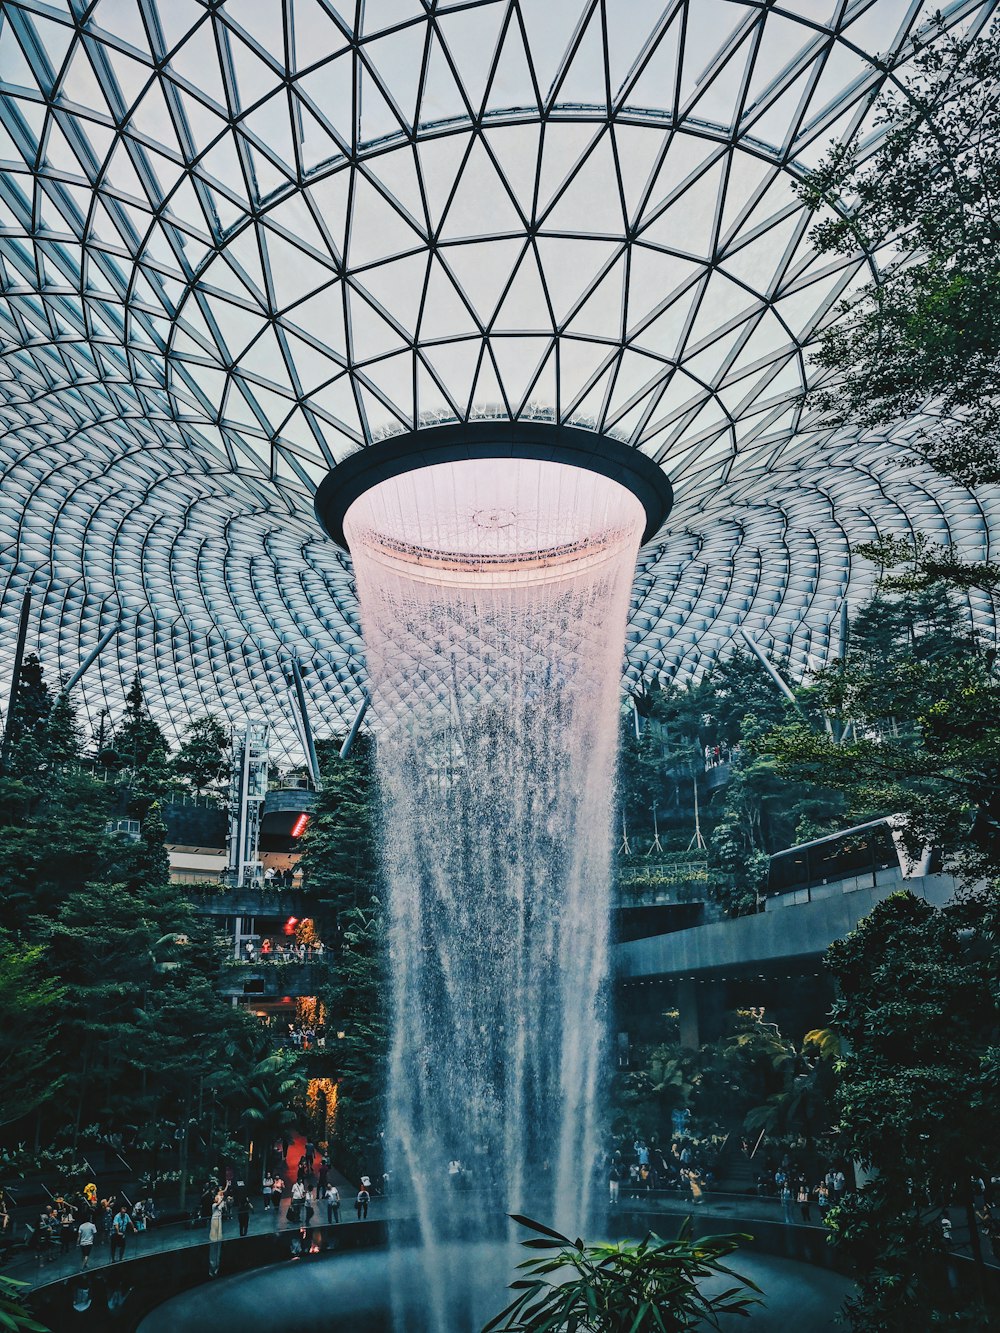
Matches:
[324,1183,340,1224]
[77,1219,97,1269]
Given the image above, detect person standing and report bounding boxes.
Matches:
[109,1206,134,1263]
[608,1159,622,1206]
[77,1216,97,1269]
[780,1181,795,1225]
[355,1186,370,1220]
[324,1183,341,1224]
[688,1168,704,1206]
[208,1189,226,1276]
[797,1179,812,1223]
[271,1174,284,1219]
[262,1171,274,1210]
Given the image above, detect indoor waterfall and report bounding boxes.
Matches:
[344,456,645,1329]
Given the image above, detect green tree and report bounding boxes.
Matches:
[707,713,847,916]
[111,675,171,816]
[3,654,51,775]
[238,1052,305,1176]
[299,737,386,1177]
[0,934,65,1129]
[172,714,229,795]
[483,1215,760,1333]
[769,548,1000,871]
[823,890,999,1330]
[798,25,1000,486]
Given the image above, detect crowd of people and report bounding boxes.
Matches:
[281,1022,327,1050]
[7,1185,159,1270]
[262,867,298,889]
[607,1135,721,1205]
[240,937,327,964]
[757,1163,848,1225]
[0,1134,380,1281]
[704,742,740,770]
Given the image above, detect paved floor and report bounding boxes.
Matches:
[136,1244,852,1332]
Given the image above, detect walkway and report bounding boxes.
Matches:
[4,1134,368,1294]
[10,1181,994,1296]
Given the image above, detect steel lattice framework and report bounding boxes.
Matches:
[0,0,998,754]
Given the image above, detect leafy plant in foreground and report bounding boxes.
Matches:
[0,1276,48,1333]
[482,1215,760,1332]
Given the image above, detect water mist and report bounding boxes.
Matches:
[343,455,645,1329]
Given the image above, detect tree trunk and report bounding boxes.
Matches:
[72,1039,92,1153]
[178,1084,191,1211]
[964,1181,987,1307]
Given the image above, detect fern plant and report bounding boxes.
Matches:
[483,1215,761,1332]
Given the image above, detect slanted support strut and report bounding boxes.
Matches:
[339,692,369,760]
[738,628,797,703]
[289,658,322,791]
[63,620,121,695]
[1,586,32,770]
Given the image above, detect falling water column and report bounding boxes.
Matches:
[317,431,672,1329]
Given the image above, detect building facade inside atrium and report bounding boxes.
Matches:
[1,1,998,1330]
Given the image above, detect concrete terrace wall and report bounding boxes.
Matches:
[617,874,960,981]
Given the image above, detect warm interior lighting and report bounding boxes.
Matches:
[291,813,309,837]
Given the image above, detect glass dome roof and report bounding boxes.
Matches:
[0,0,996,753]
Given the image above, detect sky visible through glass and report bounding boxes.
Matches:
[0,0,996,752]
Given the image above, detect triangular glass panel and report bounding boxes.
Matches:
[347,286,409,362]
[305,170,351,262]
[419,30,468,126]
[348,172,422,268]
[534,236,619,327]
[358,60,406,145]
[440,237,524,328]
[414,131,471,232]
[437,4,507,115]
[418,257,480,342]
[481,122,540,222]
[471,344,510,416]
[366,25,426,129]
[423,338,483,416]
[438,136,523,241]
[291,0,351,74]
[227,28,284,112]
[518,0,589,106]
[281,282,349,361]
[639,159,724,260]
[307,373,364,437]
[612,123,668,226]
[281,326,345,392]
[563,254,624,339]
[557,334,613,416]
[491,334,550,415]
[542,130,625,235]
[415,355,460,422]
[493,247,552,333]
[296,52,355,151]
[484,12,539,116]
[364,145,426,233]
[620,12,680,116]
[625,245,700,334]
[548,3,606,111]
[353,250,426,339]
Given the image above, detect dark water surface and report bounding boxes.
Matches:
[137,1243,851,1332]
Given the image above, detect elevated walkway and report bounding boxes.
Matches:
[216,959,333,998]
[616,872,959,982]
